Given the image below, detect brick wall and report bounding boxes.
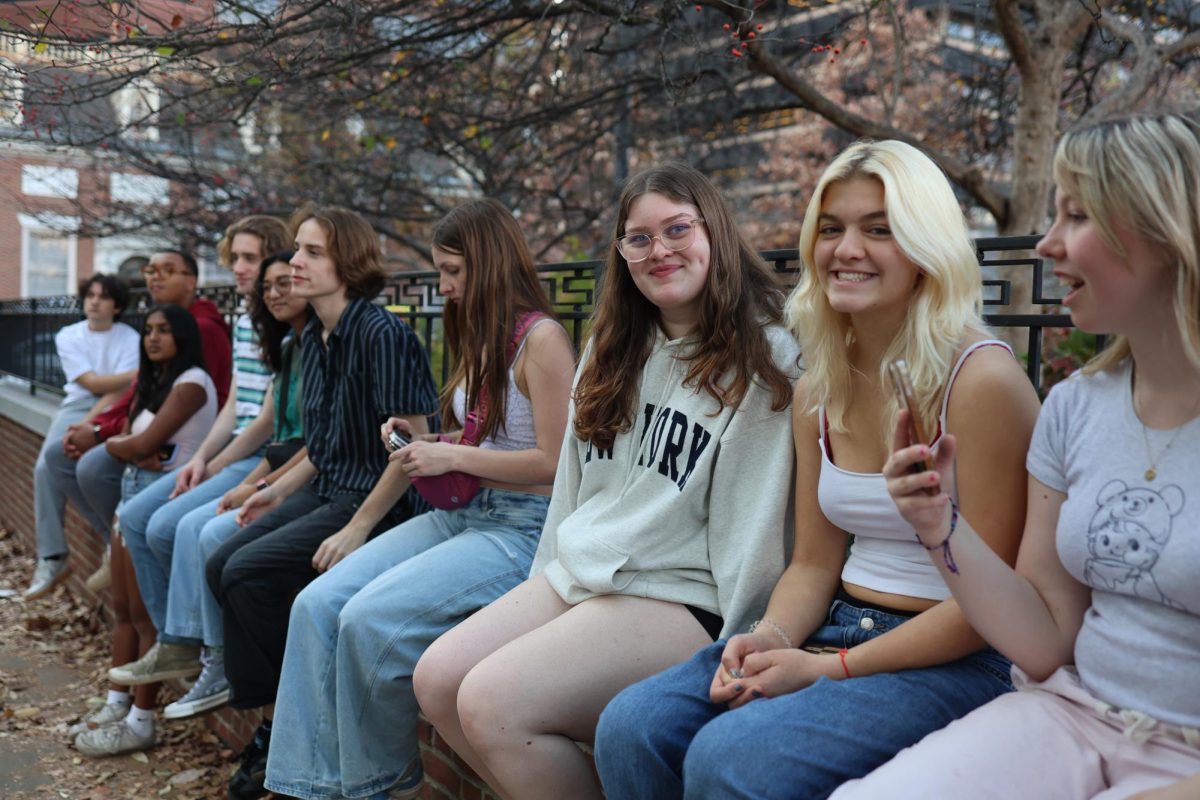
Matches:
[0,407,499,800]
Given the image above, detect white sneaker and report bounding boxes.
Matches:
[67,701,131,737]
[23,558,71,600]
[74,720,155,757]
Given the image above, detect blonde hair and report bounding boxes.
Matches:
[1054,112,1200,373]
[785,139,986,440]
[217,215,292,269]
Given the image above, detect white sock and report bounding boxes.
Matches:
[125,705,155,738]
[107,690,131,708]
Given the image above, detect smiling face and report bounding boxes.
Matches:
[433,246,467,305]
[622,192,711,339]
[290,218,344,300]
[1036,192,1171,337]
[142,310,177,363]
[262,260,307,325]
[230,232,265,296]
[82,280,118,328]
[812,175,921,324]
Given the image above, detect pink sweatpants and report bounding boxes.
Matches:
[830,666,1200,800]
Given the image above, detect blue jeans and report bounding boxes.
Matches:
[264,488,549,800]
[164,501,243,646]
[117,465,164,511]
[118,457,258,641]
[595,599,1014,800]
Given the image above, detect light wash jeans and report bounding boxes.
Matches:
[117,457,258,641]
[42,424,124,544]
[595,598,1014,800]
[163,501,243,647]
[34,396,98,557]
[264,488,549,800]
[118,465,164,511]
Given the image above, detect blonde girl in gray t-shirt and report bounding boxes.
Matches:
[837,113,1200,800]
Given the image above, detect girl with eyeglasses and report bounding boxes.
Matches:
[154,251,312,723]
[413,162,801,799]
[594,141,1041,800]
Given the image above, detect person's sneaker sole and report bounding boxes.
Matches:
[23,564,72,601]
[163,687,231,720]
[108,662,202,686]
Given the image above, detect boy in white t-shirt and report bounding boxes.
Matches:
[26,274,140,599]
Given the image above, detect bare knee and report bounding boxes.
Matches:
[414,636,469,728]
[456,662,511,754]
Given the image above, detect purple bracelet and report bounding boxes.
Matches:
[915,499,960,575]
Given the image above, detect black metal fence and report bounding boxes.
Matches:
[0,235,1093,399]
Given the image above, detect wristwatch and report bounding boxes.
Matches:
[92,423,102,443]
[255,479,271,492]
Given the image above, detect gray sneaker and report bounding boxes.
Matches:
[108,642,201,686]
[67,701,130,737]
[74,720,155,757]
[163,651,230,719]
[23,558,71,600]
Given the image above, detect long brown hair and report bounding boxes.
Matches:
[288,205,387,300]
[433,198,557,443]
[574,162,794,449]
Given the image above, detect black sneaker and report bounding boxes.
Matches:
[228,723,270,799]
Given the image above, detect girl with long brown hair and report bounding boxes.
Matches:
[413,162,801,799]
[263,198,575,800]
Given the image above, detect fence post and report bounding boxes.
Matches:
[28,297,37,397]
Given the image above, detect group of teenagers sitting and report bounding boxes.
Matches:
[23,109,1200,800]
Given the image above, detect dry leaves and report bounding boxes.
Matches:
[0,534,244,799]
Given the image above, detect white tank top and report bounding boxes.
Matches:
[819,340,1012,600]
[451,318,559,452]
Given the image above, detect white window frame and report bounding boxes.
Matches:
[18,213,79,297]
[0,57,23,127]
[113,77,161,141]
[21,164,79,199]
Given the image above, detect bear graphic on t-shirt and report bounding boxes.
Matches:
[1084,479,1184,609]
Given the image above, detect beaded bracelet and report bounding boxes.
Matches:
[749,618,795,649]
[915,498,960,575]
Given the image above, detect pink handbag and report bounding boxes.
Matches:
[410,312,546,510]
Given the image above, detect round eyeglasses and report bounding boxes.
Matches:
[615,219,705,263]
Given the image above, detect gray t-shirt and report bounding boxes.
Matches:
[1027,361,1200,727]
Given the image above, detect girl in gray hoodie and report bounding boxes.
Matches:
[415,162,802,799]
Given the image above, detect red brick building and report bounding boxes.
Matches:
[0,0,226,299]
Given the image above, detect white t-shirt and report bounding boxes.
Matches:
[56,320,141,404]
[1027,360,1200,727]
[129,366,218,466]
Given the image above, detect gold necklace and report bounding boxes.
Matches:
[1135,387,1200,482]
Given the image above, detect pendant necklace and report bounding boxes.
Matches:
[1135,382,1200,482]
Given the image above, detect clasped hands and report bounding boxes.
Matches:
[709,632,843,709]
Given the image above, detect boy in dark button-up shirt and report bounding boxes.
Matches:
[205,206,438,800]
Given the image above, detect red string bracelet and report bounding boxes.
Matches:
[838,648,852,679]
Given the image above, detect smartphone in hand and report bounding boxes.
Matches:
[386,429,410,452]
[886,359,937,494]
[158,443,179,468]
